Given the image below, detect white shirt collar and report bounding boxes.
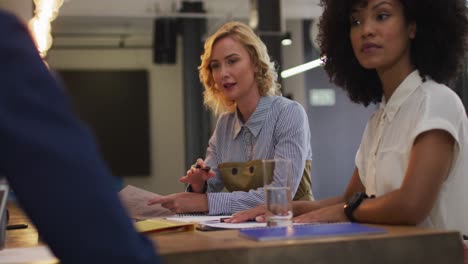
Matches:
[380,70,423,122]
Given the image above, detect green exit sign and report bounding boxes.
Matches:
[310,88,335,106]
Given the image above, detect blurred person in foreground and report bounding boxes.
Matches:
[0,10,160,264]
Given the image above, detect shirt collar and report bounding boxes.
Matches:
[233,96,274,139]
[380,70,422,122]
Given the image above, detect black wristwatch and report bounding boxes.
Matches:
[343,192,369,222]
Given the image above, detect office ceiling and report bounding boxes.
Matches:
[53,0,322,35]
[51,0,322,49]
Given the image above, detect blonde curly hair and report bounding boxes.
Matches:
[199,21,281,115]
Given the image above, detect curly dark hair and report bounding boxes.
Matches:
[318,0,468,106]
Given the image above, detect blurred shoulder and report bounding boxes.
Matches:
[215,111,236,126]
[270,95,306,115]
[0,10,27,29]
[420,79,466,115]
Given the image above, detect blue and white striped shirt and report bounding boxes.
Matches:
[203,95,313,215]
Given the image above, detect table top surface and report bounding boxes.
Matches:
[4,202,464,264]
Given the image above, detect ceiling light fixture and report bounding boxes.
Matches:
[281,32,292,46]
[281,57,325,78]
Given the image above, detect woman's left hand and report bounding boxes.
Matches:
[293,203,348,223]
[223,205,267,223]
[147,192,208,214]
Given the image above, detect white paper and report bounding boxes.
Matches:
[119,185,174,219]
[0,246,56,263]
[199,221,267,229]
[118,185,268,229]
[166,215,267,229]
[165,215,230,223]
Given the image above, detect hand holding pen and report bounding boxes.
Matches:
[179,158,215,193]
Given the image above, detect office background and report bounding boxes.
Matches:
[0,0,466,200]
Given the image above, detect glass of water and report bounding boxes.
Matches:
[263,159,293,227]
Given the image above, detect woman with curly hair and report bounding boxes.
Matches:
[229,0,468,247]
[148,21,313,215]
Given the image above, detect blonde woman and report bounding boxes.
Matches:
[148,21,313,215]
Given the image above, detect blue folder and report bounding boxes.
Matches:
[239,222,386,241]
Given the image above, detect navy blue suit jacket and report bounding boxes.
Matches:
[0,11,160,264]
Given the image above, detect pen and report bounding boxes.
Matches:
[220,217,256,223]
[7,224,28,230]
[194,164,211,172]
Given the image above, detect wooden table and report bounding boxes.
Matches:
[5,202,465,264]
[5,202,40,249]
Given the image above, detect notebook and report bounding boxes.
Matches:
[166,215,265,229]
[239,222,386,241]
[134,218,195,234]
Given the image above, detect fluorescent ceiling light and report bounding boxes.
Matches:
[281,57,324,78]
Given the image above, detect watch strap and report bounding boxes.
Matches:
[344,192,369,222]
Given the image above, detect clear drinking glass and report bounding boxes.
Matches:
[263,159,293,227]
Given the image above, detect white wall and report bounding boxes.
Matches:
[47,43,187,195]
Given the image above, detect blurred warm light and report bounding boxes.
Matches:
[28,17,52,57]
[28,0,65,58]
[34,0,64,20]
